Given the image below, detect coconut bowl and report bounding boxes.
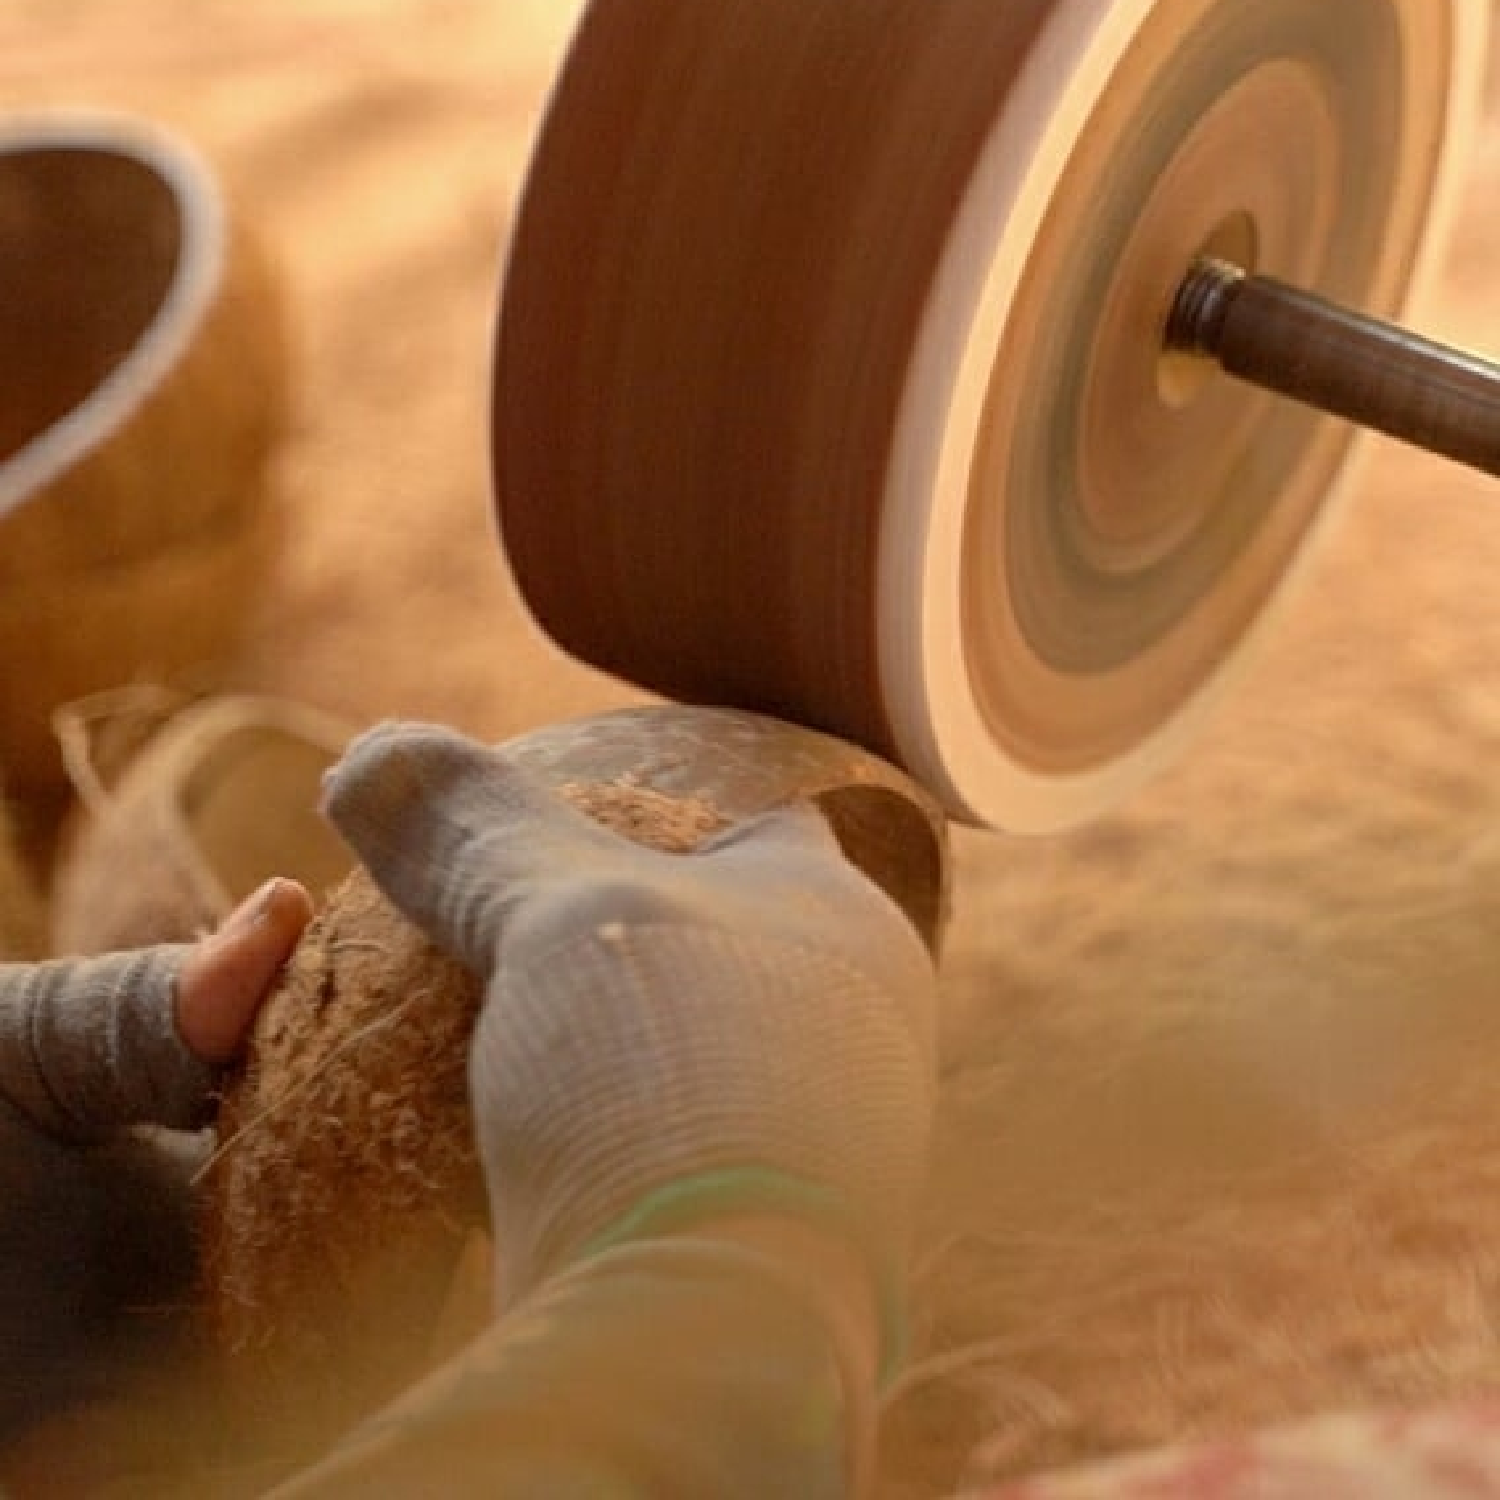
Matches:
[0,114,284,802]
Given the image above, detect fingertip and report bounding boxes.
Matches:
[176,878,313,1065]
[321,722,513,833]
[321,721,404,814]
[263,876,316,939]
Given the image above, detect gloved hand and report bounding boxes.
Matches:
[321,723,939,1352]
[0,878,311,1445]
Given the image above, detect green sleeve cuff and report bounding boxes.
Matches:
[573,1165,908,1386]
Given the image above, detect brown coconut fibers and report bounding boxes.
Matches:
[200,777,729,1455]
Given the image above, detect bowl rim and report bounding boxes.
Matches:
[0,109,227,519]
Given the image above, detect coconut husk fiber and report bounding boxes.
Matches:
[50,692,355,955]
[198,705,948,1459]
[200,867,488,1460]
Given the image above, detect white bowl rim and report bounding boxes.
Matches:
[0,109,227,520]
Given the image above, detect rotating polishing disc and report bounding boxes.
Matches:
[493,0,1487,831]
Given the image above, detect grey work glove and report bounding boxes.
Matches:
[322,723,939,1337]
[0,879,310,1448]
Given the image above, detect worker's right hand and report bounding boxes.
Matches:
[320,722,938,1346]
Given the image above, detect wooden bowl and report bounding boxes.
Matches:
[199,704,949,1458]
[0,114,285,801]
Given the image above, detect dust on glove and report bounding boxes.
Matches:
[322,722,939,1318]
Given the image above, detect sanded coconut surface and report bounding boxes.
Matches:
[201,777,732,1453]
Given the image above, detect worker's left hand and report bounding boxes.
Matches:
[0,878,311,1448]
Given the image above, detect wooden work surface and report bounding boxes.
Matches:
[6,3,1500,1492]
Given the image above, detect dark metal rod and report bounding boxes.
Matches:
[1165,258,1500,479]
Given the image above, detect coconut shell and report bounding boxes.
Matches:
[0,114,286,801]
[50,694,355,955]
[199,705,949,1456]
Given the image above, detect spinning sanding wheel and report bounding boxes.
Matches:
[494,0,1493,832]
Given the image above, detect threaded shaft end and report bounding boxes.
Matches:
[1164,257,1247,356]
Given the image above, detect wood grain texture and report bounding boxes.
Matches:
[495,0,1054,772]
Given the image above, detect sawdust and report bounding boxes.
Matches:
[555,778,731,851]
[883,1077,1500,1496]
